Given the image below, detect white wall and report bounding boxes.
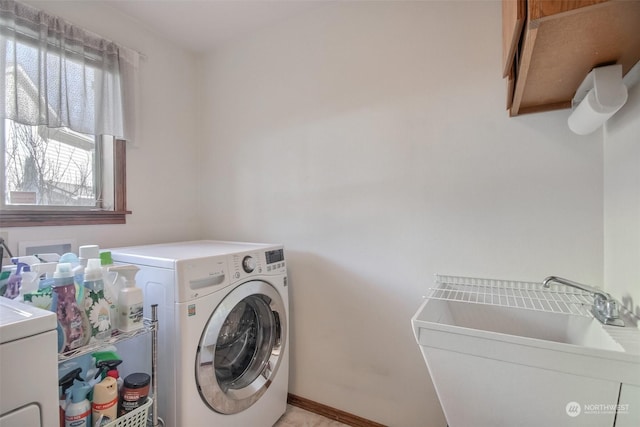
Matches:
[1,1,202,255]
[604,80,640,318]
[200,2,604,425]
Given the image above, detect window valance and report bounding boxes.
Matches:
[0,0,139,141]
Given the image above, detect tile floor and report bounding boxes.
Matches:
[274,405,350,427]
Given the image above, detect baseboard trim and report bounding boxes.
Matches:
[287,393,387,427]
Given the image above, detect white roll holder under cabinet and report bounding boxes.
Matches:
[58,304,160,427]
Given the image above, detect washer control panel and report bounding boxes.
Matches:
[231,248,286,281]
[242,256,257,273]
[264,248,285,273]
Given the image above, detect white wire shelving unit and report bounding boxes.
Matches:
[429,275,594,317]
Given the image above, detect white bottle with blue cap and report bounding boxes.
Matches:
[64,382,92,427]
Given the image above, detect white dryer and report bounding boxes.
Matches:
[0,297,58,427]
[110,241,289,427]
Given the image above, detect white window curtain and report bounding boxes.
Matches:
[0,0,139,141]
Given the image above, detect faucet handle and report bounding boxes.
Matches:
[593,293,607,312]
[592,294,625,326]
[604,299,620,319]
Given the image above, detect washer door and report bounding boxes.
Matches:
[195,280,286,414]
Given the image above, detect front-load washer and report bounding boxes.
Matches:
[110,240,288,427]
[0,297,58,427]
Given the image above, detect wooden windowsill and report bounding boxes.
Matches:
[0,210,132,227]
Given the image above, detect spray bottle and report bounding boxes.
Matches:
[59,368,84,427]
[33,262,58,290]
[52,263,90,352]
[33,253,61,262]
[16,264,38,302]
[94,359,123,386]
[10,255,41,267]
[19,262,57,310]
[86,351,120,390]
[83,259,111,342]
[109,265,143,332]
[64,382,92,427]
[3,262,28,299]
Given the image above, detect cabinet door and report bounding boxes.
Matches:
[615,384,640,427]
[502,0,525,77]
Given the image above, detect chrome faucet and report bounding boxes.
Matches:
[542,276,625,327]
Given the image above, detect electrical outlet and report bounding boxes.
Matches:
[0,230,8,243]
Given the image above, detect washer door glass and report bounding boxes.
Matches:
[195,280,286,414]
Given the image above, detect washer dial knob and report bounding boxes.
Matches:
[242,256,256,273]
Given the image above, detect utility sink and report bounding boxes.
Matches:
[412,275,640,427]
[420,298,625,352]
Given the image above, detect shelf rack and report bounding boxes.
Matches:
[58,304,160,427]
[430,275,594,317]
[58,318,155,362]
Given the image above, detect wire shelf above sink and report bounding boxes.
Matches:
[430,275,593,317]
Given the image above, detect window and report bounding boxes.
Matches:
[0,0,138,227]
[0,123,128,227]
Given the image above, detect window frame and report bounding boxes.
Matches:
[0,138,130,227]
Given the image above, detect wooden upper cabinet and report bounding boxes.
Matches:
[503,0,640,116]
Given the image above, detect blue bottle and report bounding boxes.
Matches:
[65,382,92,427]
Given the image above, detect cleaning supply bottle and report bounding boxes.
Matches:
[110,265,143,332]
[33,253,60,262]
[10,255,41,267]
[3,262,27,299]
[33,262,58,289]
[16,264,38,302]
[74,246,98,295]
[0,266,13,297]
[59,368,84,427]
[83,259,111,342]
[119,373,150,416]
[92,376,118,426]
[100,252,119,329]
[52,263,90,352]
[59,253,84,303]
[64,382,92,427]
[94,359,123,384]
[78,245,100,267]
[107,369,124,395]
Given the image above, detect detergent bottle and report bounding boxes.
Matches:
[73,246,98,295]
[109,265,143,332]
[83,259,111,342]
[52,263,90,352]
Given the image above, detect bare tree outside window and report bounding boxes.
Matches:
[4,120,97,207]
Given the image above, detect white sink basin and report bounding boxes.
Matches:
[420,298,625,352]
[412,276,640,427]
